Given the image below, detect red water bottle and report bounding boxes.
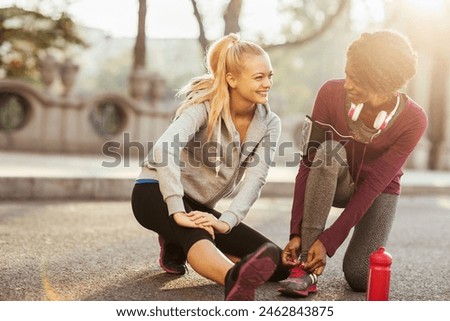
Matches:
[367,246,392,301]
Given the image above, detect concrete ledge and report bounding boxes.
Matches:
[1,152,449,200]
[0,177,134,200]
[2,176,449,201]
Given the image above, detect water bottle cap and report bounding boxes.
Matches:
[370,246,392,266]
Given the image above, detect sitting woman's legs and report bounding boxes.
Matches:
[131,183,286,284]
[187,199,290,281]
[187,239,233,285]
[131,183,215,254]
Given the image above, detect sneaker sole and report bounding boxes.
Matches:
[225,243,279,301]
[158,261,186,275]
[277,284,317,297]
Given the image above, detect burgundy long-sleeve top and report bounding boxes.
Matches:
[290,79,428,257]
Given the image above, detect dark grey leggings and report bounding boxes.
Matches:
[301,140,398,292]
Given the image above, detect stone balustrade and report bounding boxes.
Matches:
[0,78,175,156]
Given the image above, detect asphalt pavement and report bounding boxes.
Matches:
[1,196,449,301]
[0,151,449,302]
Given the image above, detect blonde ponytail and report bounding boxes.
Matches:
[175,33,266,140]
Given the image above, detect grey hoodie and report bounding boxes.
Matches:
[138,101,281,230]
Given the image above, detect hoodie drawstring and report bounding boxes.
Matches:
[352,142,367,188]
[215,119,222,177]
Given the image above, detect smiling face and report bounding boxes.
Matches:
[344,31,418,108]
[344,63,395,108]
[227,53,273,110]
[344,63,372,105]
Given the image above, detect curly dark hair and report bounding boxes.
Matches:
[346,30,418,96]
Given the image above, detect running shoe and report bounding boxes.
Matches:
[225,242,280,301]
[158,235,187,275]
[277,265,318,297]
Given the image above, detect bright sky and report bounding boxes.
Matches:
[69,0,214,38]
[2,0,283,39]
[1,0,446,39]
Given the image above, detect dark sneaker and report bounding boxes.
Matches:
[158,235,187,275]
[225,242,280,301]
[277,266,318,297]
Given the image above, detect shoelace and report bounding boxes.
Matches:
[289,266,318,285]
[289,266,307,278]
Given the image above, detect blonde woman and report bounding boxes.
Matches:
[131,33,289,301]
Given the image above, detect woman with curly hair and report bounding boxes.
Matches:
[278,30,428,297]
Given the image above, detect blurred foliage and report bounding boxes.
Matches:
[264,0,349,49]
[269,25,357,116]
[0,6,86,80]
[191,0,348,51]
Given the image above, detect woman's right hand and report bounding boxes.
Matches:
[281,235,301,267]
[172,212,215,239]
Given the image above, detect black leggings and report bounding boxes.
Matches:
[131,183,289,281]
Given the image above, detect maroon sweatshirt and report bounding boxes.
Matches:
[290,79,428,257]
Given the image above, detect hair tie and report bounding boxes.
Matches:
[227,34,240,48]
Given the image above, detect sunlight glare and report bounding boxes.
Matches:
[407,0,446,12]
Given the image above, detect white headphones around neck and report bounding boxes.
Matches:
[348,95,400,130]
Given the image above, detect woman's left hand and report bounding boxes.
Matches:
[303,239,327,276]
[172,212,215,239]
[188,211,230,234]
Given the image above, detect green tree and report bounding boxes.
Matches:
[0,6,86,80]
